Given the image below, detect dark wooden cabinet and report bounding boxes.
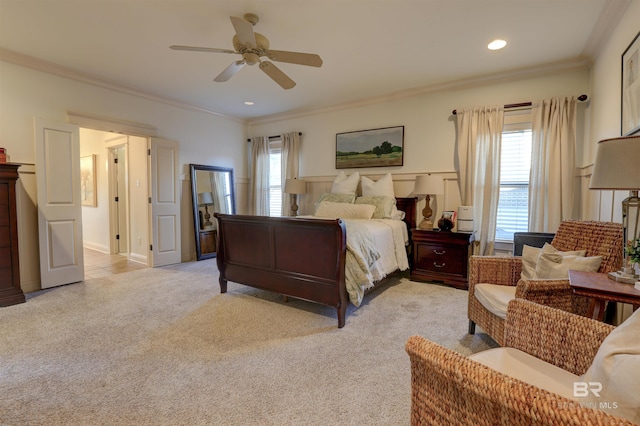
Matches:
[0,163,25,306]
[411,229,474,289]
[199,230,217,256]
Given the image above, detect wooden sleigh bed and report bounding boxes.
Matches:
[214,197,417,328]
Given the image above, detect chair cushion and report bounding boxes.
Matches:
[470,347,579,400]
[474,284,517,319]
[580,308,640,423]
[521,243,587,280]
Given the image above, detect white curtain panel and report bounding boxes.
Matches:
[249,136,270,215]
[280,131,300,216]
[529,97,578,232]
[456,106,504,255]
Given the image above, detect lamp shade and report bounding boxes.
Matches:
[197,192,214,205]
[284,178,307,194]
[413,174,444,195]
[589,136,640,190]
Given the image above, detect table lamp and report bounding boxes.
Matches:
[197,191,214,227]
[284,178,306,216]
[589,135,640,279]
[413,174,444,230]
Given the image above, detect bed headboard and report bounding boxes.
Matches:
[396,197,418,230]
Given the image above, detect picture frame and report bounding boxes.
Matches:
[80,154,97,207]
[622,30,640,136]
[335,126,404,169]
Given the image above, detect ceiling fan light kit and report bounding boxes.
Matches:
[170,13,322,89]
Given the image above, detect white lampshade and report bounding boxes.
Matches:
[589,136,640,190]
[284,178,307,195]
[413,174,444,195]
[197,191,214,205]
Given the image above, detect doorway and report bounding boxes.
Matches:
[80,128,150,271]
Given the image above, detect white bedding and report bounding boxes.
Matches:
[302,216,409,306]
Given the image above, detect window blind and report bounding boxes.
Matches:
[495,128,532,241]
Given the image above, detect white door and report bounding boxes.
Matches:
[34,118,84,288]
[149,138,181,267]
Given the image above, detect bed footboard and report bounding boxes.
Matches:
[214,214,348,327]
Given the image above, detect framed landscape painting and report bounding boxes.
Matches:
[336,126,404,169]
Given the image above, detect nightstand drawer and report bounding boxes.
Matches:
[415,244,464,274]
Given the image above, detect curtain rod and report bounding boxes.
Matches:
[451,94,588,115]
[247,132,302,142]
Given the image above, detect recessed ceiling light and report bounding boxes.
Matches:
[488,39,507,50]
[244,101,255,106]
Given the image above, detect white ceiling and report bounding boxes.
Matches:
[0,0,627,121]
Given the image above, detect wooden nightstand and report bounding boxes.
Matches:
[411,229,474,289]
[199,230,217,255]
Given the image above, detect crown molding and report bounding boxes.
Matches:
[247,57,592,126]
[581,0,631,60]
[0,47,247,124]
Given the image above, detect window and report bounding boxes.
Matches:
[495,115,532,241]
[268,140,282,217]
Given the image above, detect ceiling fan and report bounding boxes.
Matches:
[170,13,323,89]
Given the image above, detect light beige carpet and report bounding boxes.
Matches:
[0,260,496,425]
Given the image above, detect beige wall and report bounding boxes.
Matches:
[250,69,592,231]
[584,0,640,223]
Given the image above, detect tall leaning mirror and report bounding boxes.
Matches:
[190,164,236,260]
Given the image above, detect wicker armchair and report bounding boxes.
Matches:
[406,299,635,425]
[468,220,623,346]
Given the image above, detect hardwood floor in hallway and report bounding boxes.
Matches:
[83,248,147,279]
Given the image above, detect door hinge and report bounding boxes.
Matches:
[148,149,151,155]
[115,196,119,202]
[150,244,153,251]
[114,158,118,164]
[116,234,120,240]
[149,197,152,204]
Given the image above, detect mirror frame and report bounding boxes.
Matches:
[190,164,236,260]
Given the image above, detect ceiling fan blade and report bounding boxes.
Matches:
[230,16,256,48]
[266,50,323,67]
[214,60,245,82]
[259,61,296,89]
[170,45,236,54]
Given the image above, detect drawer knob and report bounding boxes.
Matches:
[433,262,446,268]
[434,250,446,255]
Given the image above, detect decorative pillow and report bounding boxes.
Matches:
[534,252,602,279]
[520,243,587,280]
[331,171,360,194]
[579,308,640,423]
[317,192,356,204]
[361,173,395,197]
[314,201,375,219]
[355,196,396,219]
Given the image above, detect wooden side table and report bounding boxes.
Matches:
[568,269,640,321]
[199,230,217,255]
[411,229,474,289]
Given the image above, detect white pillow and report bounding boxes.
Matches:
[580,308,640,423]
[534,252,602,279]
[331,171,360,194]
[361,173,395,197]
[355,195,396,219]
[520,243,587,280]
[314,201,375,219]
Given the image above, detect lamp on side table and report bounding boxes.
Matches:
[413,174,444,230]
[284,178,306,216]
[589,135,640,282]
